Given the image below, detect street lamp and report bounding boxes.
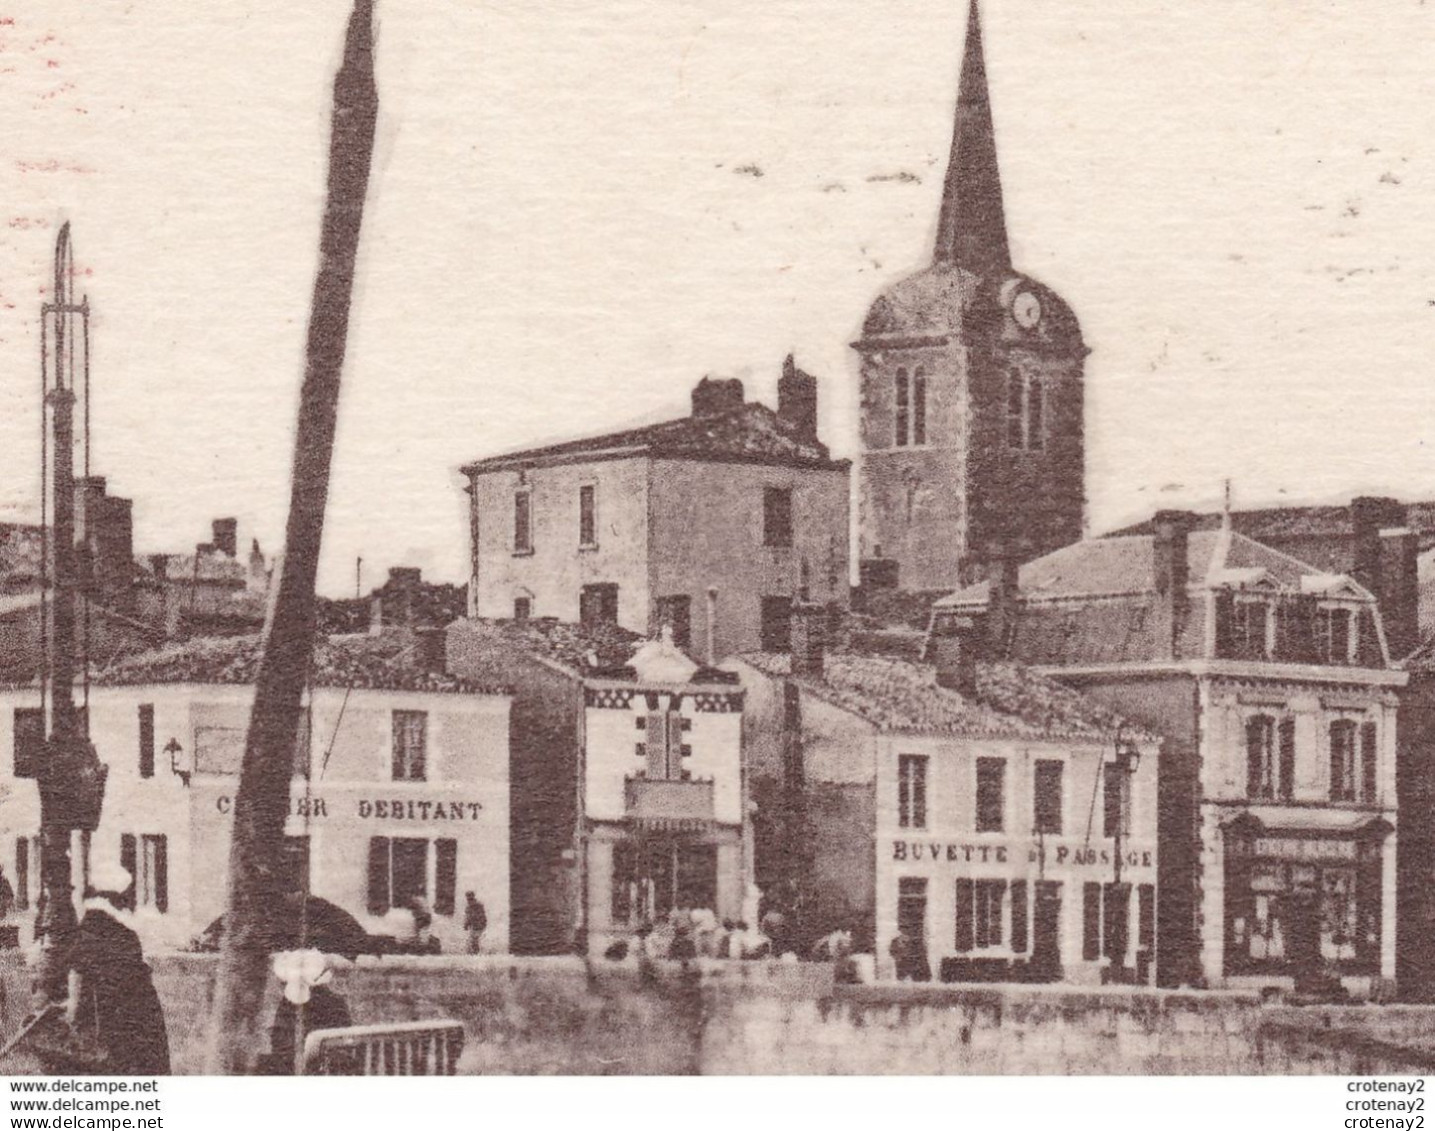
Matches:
[165,738,190,787]
[1110,725,1142,982]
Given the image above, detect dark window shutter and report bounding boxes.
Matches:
[138,704,155,779]
[1278,718,1296,801]
[119,834,136,911]
[1083,882,1101,961]
[1361,722,1378,802]
[1213,590,1235,659]
[1329,723,1343,800]
[954,878,974,952]
[367,837,391,915]
[1010,880,1028,954]
[1138,884,1155,950]
[435,839,457,916]
[15,838,27,910]
[154,836,168,914]
[1294,595,1320,663]
[1357,610,1382,667]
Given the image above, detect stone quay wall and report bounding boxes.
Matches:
[2,954,1434,1075]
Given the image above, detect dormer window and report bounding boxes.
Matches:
[1315,606,1355,665]
[1232,599,1270,660]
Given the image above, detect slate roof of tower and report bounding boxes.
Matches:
[738,651,1143,742]
[461,401,847,475]
[91,630,506,696]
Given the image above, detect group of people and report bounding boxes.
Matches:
[611,908,779,962]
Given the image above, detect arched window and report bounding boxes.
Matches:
[912,367,927,445]
[1006,369,1025,448]
[1027,377,1044,451]
[894,368,910,448]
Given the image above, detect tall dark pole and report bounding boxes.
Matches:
[207,0,377,1075]
[36,224,107,1004]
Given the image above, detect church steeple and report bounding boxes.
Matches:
[933,0,1010,278]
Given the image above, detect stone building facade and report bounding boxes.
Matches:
[856,0,1085,595]
[933,513,1409,995]
[462,360,850,662]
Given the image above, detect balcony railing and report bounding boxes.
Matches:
[624,775,715,821]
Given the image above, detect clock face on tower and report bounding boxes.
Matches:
[1013,291,1042,330]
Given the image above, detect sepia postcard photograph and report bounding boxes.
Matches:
[0,0,1431,1099]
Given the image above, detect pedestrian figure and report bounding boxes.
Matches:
[463,891,486,955]
[64,853,170,1075]
[261,952,353,1075]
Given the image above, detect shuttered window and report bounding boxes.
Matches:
[894,369,910,447]
[15,838,28,910]
[1278,718,1296,801]
[1033,761,1063,835]
[367,837,391,915]
[1330,720,1358,802]
[391,711,427,782]
[1138,884,1155,951]
[141,835,168,913]
[1360,722,1378,803]
[119,834,137,911]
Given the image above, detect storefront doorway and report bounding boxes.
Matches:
[1031,881,1062,979]
[612,839,718,925]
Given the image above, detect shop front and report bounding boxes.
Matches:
[1222,812,1392,984]
[883,834,1159,986]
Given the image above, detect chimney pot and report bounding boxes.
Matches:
[777,355,819,440]
[1152,509,1194,660]
[789,600,826,678]
[930,614,982,697]
[1378,527,1418,662]
[211,518,238,558]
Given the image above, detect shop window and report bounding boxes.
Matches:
[975,757,1005,833]
[138,704,155,779]
[763,487,794,548]
[12,707,43,780]
[1246,715,1276,800]
[580,583,619,627]
[578,484,597,548]
[391,710,427,782]
[898,754,928,830]
[895,369,910,447]
[1329,719,1358,802]
[1033,760,1063,835]
[513,489,532,554]
[610,841,717,925]
[656,595,692,650]
[760,596,792,652]
[1360,722,1378,803]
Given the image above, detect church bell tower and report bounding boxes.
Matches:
[853,0,1087,593]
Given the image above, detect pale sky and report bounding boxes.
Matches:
[0,0,1433,593]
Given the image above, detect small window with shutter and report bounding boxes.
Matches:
[140,834,168,913]
[138,704,155,779]
[435,839,457,916]
[367,837,392,915]
[1083,882,1101,961]
[1010,880,1028,954]
[954,877,974,952]
[119,834,137,911]
[1278,717,1296,801]
[1360,721,1378,803]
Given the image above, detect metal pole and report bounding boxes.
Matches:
[207,0,377,1075]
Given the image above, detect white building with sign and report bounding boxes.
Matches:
[0,629,511,954]
[731,619,1159,984]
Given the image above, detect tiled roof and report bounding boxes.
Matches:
[739,651,1142,742]
[936,529,1341,609]
[461,402,847,474]
[448,617,647,676]
[1110,500,1435,547]
[92,630,506,696]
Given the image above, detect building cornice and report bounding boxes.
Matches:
[1036,660,1407,689]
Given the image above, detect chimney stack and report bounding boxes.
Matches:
[1350,496,1406,594]
[691,376,744,418]
[212,518,238,558]
[789,600,826,678]
[985,544,1020,658]
[414,625,447,675]
[777,354,818,441]
[1153,510,1194,660]
[930,613,982,698]
[1378,527,1419,662]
